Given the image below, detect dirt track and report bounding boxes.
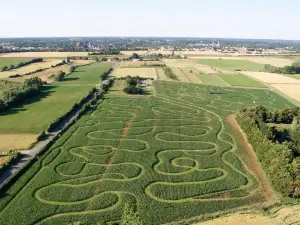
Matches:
[227,115,276,202]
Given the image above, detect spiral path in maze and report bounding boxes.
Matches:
[0,81,294,225]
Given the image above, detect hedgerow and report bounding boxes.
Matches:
[0,81,296,225]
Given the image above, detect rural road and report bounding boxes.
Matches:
[0,63,117,186]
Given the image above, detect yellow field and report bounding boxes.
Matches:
[111,68,158,79]
[0,52,89,58]
[180,68,203,84]
[271,84,300,102]
[0,59,63,78]
[243,56,295,67]
[119,61,165,68]
[171,68,189,82]
[242,71,300,84]
[72,60,95,65]
[164,59,219,74]
[0,134,37,151]
[156,68,168,80]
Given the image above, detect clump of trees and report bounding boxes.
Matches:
[123,76,143,94]
[163,66,178,80]
[237,105,300,197]
[264,61,300,74]
[69,65,76,73]
[54,71,66,81]
[0,77,43,110]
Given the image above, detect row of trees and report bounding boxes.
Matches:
[123,76,143,94]
[264,61,300,74]
[237,106,300,197]
[0,58,43,72]
[0,77,43,110]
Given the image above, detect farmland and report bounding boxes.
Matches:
[199,59,264,72]
[218,74,266,88]
[0,81,294,224]
[0,59,63,78]
[0,52,89,58]
[111,67,158,79]
[0,58,31,68]
[119,61,165,68]
[0,63,112,150]
[197,74,229,86]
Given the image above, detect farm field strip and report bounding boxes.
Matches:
[0,81,294,225]
[241,71,300,84]
[242,56,295,67]
[217,74,266,88]
[172,67,190,82]
[180,68,203,84]
[0,134,38,151]
[119,61,165,68]
[0,60,63,78]
[156,67,169,80]
[197,74,229,86]
[111,67,158,79]
[0,52,89,58]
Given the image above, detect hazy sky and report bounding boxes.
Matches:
[1,0,298,39]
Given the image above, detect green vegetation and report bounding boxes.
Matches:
[163,66,178,80]
[218,74,265,87]
[0,58,30,71]
[58,63,113,85]
[0,78,43,110]
[54,70,66,81]
[199,59,264,71]
[0,81,295,225]
[197,74,228,86]
[0,58,43,72]
[264,61,300,74]
[123,76,143,94]
[237,106,300,197]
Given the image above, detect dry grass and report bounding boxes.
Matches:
[0,155,10,166]
[111,68,158,79]
[107,80,126,96]
[171,68,189,82]
[119,61,165,68]
[180,68,203,84]
[72,60,95,65]
[194,213,276,225]
[0,134,37,151]
[242,71,300,84]
[156,68,168,80]
[271,84,300,102]
[243,56,295,67]
[0,52,89,58]
[0,59,63,78]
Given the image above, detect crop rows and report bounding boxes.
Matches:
[0,81,294,225]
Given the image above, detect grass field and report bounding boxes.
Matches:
[199,59,264,72]
[0,58,31,68]
[112,67,158,79]
[57,63,113,85]
[197,74,229,86]
[0,59,63,78]
[218,74,266,88]
[241,71,300,84]
[0,81,294,225]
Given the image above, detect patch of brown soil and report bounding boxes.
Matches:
[227,115,276,202]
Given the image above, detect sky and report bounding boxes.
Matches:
[0,0,299,40]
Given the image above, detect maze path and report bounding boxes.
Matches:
[0,81,294,225]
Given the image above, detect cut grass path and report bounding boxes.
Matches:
[218,74,266,88]
[197,74,229,86]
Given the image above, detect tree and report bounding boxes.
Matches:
[132,53,139,59]
[8,64,14,70]
[69,65,76,73]
[54,71,66,81]
[157,53,163,58]
[121,204,142,225]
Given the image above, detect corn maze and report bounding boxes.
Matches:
[0,81,294,225]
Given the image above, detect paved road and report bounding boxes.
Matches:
[0,63,117,186]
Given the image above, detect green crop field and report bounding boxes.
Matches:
[57,63,113,85]
[218,74,266,88]
[0,58,30,68]
[0,81,294,225]
[197,74,229,86]
[199,59,264,72]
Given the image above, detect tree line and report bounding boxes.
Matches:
[0,58,43,72]
[237,106,300,197]
[264,61,300,74]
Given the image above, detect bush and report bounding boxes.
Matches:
[69,65,76,73]
[54,71,66,81]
